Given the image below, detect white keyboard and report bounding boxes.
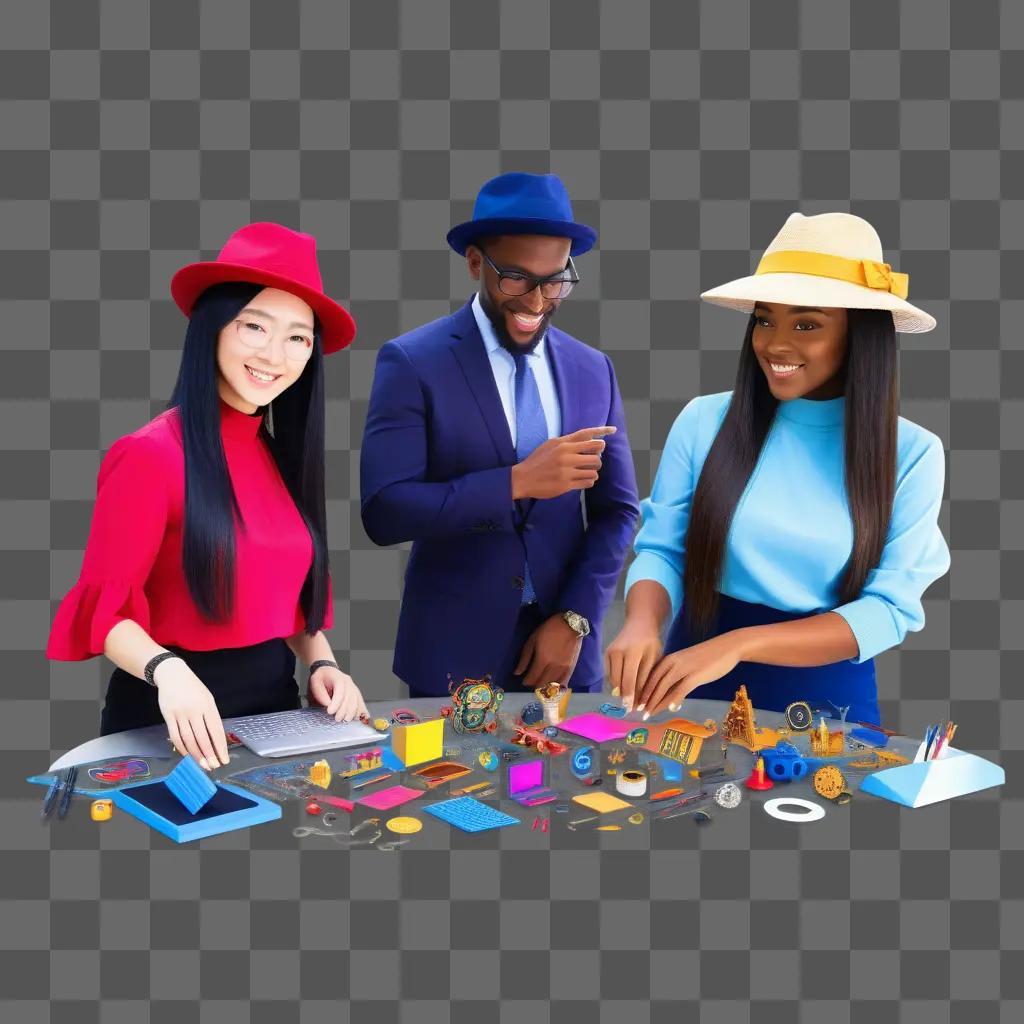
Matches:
[225,708,383,758]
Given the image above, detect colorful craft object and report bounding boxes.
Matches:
[339,748,383,779]
[86,759,152,786]
[442,674,503,734]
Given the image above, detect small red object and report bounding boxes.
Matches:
[744,756,774,792]
[305,801,322,815]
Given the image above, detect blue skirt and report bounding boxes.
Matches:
[664,594,880,726]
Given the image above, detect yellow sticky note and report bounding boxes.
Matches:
[572,791,633,814]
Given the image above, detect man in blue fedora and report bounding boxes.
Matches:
[361,172,640,698]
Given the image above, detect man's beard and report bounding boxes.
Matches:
[479,290,554,356]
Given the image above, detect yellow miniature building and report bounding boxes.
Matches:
[391,718,445,767]
[810,717,845,757]
[721,685,783,752]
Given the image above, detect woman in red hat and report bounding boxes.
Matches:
[46,223,368,769]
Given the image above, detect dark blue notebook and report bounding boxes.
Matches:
[113,779,281,843]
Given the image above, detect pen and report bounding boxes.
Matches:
[57,766,77,820]
[40,773,61,822]
[923,725,937,760]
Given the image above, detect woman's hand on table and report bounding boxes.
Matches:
[309,665,369,722]
[604,619,663,712]
[636,632,745,718]
[153,659,230,770]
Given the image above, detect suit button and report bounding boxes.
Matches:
[512,575,525,590]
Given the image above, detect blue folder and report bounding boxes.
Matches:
[113,778,281,842]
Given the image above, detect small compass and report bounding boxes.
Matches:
[785,701,813,731]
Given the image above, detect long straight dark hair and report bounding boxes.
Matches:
[168,281,330,633]
[682,308,899,636]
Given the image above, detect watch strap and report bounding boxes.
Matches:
[308,659,339,683]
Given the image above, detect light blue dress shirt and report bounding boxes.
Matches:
[623,391,951,663]
[471,293,561,443]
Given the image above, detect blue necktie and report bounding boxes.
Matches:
[513,352,547,604]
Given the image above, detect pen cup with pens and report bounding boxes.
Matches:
[859,721,1004,809]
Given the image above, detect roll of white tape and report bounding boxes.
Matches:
[616,769,647,797]
[763,797,825,823]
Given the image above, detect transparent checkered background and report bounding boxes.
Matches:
[1,0,1021,1019]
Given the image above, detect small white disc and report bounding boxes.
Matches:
[763,797,826,823]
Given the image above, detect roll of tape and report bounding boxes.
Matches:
[616,769,647,797]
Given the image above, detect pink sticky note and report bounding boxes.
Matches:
[557,712,634,743]
[357,785,423,811]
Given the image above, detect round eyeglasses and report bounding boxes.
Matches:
[232,318,314,363]
[479,249,579,300]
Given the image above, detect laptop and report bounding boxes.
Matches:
[506,759,558,806]
[224,707,383,758]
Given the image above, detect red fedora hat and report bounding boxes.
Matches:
[170,222,356,354]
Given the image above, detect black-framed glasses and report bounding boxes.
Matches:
[478,248,580,300]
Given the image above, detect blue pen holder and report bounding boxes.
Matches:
[859,747,1004,808]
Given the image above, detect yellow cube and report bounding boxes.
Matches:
[391,718,444,767]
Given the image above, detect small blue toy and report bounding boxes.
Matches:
[848,725,889,749]
[571,746,595,779]
[760,741,808,782]
[520,700,544,726]
[599,702,627,718]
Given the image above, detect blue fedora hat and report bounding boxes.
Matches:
[447,172,597,257]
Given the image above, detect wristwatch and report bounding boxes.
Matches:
[561,610,591,639]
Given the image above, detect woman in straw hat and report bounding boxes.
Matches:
[606,212,950,726]
[46,223,369,768]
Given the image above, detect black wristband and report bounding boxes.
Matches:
[143,652,182,687]
[307,659,339,684]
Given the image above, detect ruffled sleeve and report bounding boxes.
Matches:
[46,435,170,661]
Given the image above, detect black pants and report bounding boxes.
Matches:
[100,638,300,736]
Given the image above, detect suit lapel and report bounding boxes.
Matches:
[449,300,516,465]
[545,328,580,438]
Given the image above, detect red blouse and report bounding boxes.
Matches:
[46,398,333,660]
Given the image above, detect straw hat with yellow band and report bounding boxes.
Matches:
[700,211,936,334]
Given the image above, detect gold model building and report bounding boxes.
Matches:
[721,685,783,752]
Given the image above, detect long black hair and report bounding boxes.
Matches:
[682,308,898,635]
[168,281,330,634]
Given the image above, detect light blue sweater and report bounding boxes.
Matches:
[623,391,951,663]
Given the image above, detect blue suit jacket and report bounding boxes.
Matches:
[360,298,640,696]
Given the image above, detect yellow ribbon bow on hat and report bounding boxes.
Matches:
[861,259,909,299]
[755,250,911,300]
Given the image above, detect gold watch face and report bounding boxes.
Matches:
[813,765,847,800]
